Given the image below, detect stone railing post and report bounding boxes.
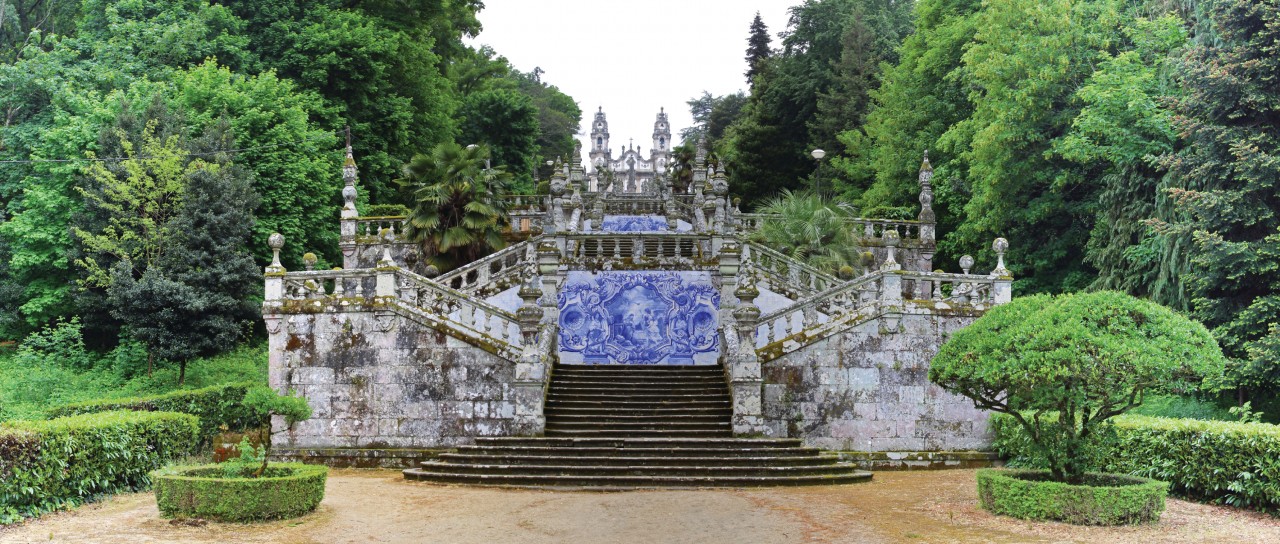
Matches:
[375,229,399,299]
[512,278,547,434]
[340,145,360,269]
[879,269,903,334]
[263,233,287,395]
[991,237,1012,304]
[730,279,766,436]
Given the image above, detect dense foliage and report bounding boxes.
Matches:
[992,414,1280,513]
[152,462,327,521]
[400,142,514,270]
[930,291,1227,483]
[750,190,866,273]
[975,469,1167,525]
[45,382,259,444]
[0,0,580,370]
[0,410,200,524]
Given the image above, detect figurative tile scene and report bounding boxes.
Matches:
[557,271,720,365]
[599,215,670,232]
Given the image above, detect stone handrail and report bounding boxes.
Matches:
[742,241,841,298]
[394,268,522,355]
[897,270,999,308]
[354,216,409,239]
[603,198,666,216]
[755,272,882,349]
[281,269,379,301]
[495,194,546,211]
[434,236,542,297]
[738,214,929,242]
[563,232,709,264]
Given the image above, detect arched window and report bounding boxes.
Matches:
[596,137,603,148]
[659,137,665,148]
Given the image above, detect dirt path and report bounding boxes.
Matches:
[2,469,1277,544]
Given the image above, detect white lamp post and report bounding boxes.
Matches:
[810,148,826,196]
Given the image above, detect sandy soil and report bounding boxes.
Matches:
[2,469,1277,544]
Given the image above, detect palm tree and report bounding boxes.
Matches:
[398,142,515,271]
[752,189,864,273]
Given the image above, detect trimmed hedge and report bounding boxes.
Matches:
[45,382,259,443]
[976,469,1167,525]
[992,414,1280,512]
[0,410,200,524]
[153,463,328,521]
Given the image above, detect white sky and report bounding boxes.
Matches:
[467,0,796,158]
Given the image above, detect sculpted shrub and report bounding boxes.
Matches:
[930,291,1226,484]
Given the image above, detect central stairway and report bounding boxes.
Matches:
[403,364,873,489]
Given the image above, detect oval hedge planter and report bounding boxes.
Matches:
[976,469,1168,525]
[152,463,328,522]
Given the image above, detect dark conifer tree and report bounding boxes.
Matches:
[745,12,772,85]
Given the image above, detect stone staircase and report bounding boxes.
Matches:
[402,364,872,488]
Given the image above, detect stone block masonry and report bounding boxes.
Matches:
[268,309,523,449]
[761,312,990,451]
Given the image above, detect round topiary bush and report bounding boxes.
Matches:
[152,463,327,522]
[977,469,1168,525]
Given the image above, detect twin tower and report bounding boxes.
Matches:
[586,107,672,192]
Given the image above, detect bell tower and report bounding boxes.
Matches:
[651,107,671,157]
[588,107,611,170]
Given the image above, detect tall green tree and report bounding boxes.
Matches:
[1159,0,1280,401]
[745,11,771,85]
[399,142,514,270]
[457,88,540,189]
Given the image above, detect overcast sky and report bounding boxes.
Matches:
[467,0,797,158]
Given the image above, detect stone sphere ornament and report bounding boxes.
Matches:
[268,232,285,251]
[302,252,318,271]
[960,255,974,275]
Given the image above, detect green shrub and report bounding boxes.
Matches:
[363,203,409,217]
[976,469,1167,525]
[992,414,1280,512]
[1128,394,1235,421]
[45,382,260,444]
[0,410,200,524]
[152,463,327,521]
[930,291,1226,484]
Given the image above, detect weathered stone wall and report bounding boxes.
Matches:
[761,311,990,452]
[268,309,522,448]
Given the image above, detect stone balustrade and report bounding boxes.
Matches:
[394,268,523,356]
[738,214,929,244]
[563,232,709,266]
[603,198,666,215]
[754,273,882,350]
[742,241,842,298]
[353,216,408,239]
[434,236,541,297]
[279,269,380,302]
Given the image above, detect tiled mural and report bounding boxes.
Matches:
[558,271,720,365]
[599,215,670,232]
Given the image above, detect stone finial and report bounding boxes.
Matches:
[918,150,935,224]
[991,237,1011,277]
[266,232,285,273]
[695,135,707,169]
[516,277,545,343]
[959,255,974,275]
[302,252,317,271]
[341,143,359,220]
[424,264,439,278]
[378,228,396,267]
[881,229,901,271]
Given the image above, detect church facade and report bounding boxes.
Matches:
[586,107,672,193]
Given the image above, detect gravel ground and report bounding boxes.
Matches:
[1,468,1277,544]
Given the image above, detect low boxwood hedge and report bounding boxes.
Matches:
[992,413,1280,512]
[0,410,200,524]
[976,469,1167,525]
[46,382,259,444]
[152,463,328,522]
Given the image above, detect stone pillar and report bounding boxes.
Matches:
[879,233,904,333]
[730,279,766,435]
[991,237,1012,304]
[340,145,360,269]
[512,279,547,434]
[263,233,288,398]
[375,230,398,299]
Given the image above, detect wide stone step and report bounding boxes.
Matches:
[544,429,733,438]
[402,470,874,489]
[544,413,729,424]
[453,445,826,458]
[546,398,730,408]
[555,365,723,372]
[416,461,855,478]
[544,406,734,416]
[435,453,840,467]
[547,394,732,401]
[549,380,727,389]
[474,437,804,448]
